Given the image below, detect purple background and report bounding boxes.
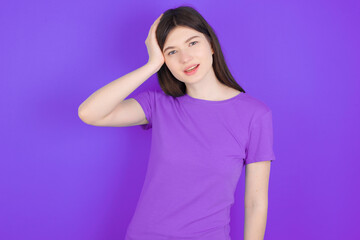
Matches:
[1,0,359,239]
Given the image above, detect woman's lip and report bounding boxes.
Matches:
[184,64,200,75]
[184,64,199,72]
[184,64,200,72]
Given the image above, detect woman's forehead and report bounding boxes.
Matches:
[165,26,203,44]
[169,26,199,35]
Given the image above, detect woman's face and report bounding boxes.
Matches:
[162,26,214,83]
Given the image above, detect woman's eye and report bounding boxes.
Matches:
[168,41,198,56]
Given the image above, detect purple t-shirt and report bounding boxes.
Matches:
[125,89,276,240]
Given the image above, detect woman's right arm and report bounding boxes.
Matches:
[78,13,164,127]
[78,63,160,126]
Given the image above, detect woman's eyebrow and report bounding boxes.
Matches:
[163,36,200,53]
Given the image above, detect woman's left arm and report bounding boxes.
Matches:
[244,160,272,240]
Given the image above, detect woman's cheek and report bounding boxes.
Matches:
[166,64,178,77]
[166,61,176,72]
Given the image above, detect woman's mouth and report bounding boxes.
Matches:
[184,64,200,75]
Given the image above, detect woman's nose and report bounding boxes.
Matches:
[179,50,193,63]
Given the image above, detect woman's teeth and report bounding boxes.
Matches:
[185,65,198,72]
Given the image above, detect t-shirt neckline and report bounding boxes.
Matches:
[182,91,246,104]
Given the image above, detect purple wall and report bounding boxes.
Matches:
[1,0,359,239]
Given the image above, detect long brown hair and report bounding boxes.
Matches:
[155,5,246,97]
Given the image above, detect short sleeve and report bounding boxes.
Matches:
[132,90,156,130]
[244,110,276,165]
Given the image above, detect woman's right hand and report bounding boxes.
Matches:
[145,13,165,71]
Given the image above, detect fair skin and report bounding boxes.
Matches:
[244,160,271,240]
[163,26,272,240]
[162,26,241,101]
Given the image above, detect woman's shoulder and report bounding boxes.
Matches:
[134,89,164,99]
[134,89,176,106]
[145,89,180,101]
[240,92,273,116]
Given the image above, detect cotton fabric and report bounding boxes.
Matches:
[125,89,276,240]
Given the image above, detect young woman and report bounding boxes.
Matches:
[78,6,275,240]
